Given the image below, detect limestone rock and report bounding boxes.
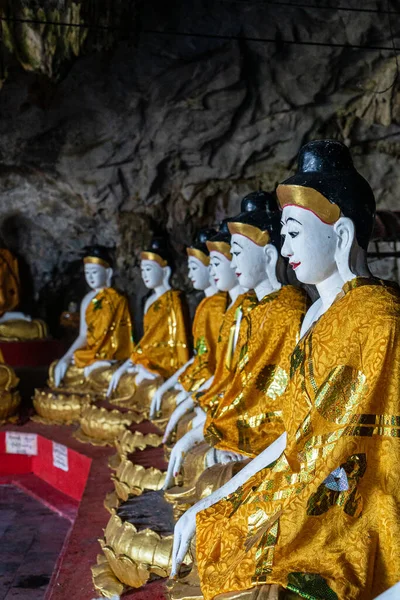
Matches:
[0,0,399,328]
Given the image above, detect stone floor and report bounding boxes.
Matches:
[0,485,70,600]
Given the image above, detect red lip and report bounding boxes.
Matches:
[290,262,301,270]
[236,272,241,277]
[214,278,219,283]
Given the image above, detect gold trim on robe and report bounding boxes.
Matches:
[196,278,400,600]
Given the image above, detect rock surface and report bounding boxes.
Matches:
[0,0,399,329]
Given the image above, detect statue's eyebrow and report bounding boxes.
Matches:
[286,217,302,226]
[232,240,243,249]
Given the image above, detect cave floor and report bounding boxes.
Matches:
[0,484,70,600]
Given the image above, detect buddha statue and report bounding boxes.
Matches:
[163,197,309,521]
[0,247,47,340]
[149,228,228,423]
[33,245,134,424]
[171,140,400,600]
[87,236,192,417]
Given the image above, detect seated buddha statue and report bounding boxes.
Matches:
[163,196,309,516]
[0,247,47,340]
[95,236,191,414]
[149,228,228,423]
[170,140,400,600]
[33,245,134,424]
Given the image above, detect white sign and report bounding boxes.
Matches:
[6,432,38,456]
[52,442,69,472]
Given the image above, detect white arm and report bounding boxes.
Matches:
[150,358,194,418]
[162,424,205,490]
[170,432,287,576]
[375,583,400,599]
[162,396,195,443]
[107,357,134,397]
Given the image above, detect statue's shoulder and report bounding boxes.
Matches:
[103,286,127,303]
[280,284,310,310]
[208,291,228,311]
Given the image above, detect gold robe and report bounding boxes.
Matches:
[197,292,257,412]
[179,292,228,393]
[131,289,190,379]
[204,286,309,459]
[196,278,400,600]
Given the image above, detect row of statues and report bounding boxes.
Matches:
[6,138,398,599]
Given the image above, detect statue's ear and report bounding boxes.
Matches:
[264,243,278,266]
[334,217,355,282]
[106,267,113,287]
[163,265,171,285]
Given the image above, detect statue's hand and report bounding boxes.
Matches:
[135,365,158,385]
[84,360,112,378]
[170,506,197,579]
[162,396,194,443]
[212,449,247,465]
[53,357,71,387]
[162,429,200,489]
[107,362,129,397]
[150,387,164,419]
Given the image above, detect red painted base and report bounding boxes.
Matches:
[0,339,66,367]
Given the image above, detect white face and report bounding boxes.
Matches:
[187,257,210,290]
[209,251,238,292]
[141,259,164,289]
[84,263,108,290]
[230,234,268,290]
[281,205,338,285]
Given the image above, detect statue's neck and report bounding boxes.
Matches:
[254,277,281,302]
[316,270,345,313]
[153,282,171,298]
[228,283,242,307]
[300,269,345,338]
[204,285,217,297]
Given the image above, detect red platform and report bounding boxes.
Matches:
[0,339,66,367]
[0,420,168,600]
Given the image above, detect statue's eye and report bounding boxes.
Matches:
[289,231,299,239]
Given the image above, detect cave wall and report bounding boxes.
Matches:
[0,0,399,331]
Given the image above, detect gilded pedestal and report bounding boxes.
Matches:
[104,459,166,513]
[74,405,145,446]
[92,514,191,596]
